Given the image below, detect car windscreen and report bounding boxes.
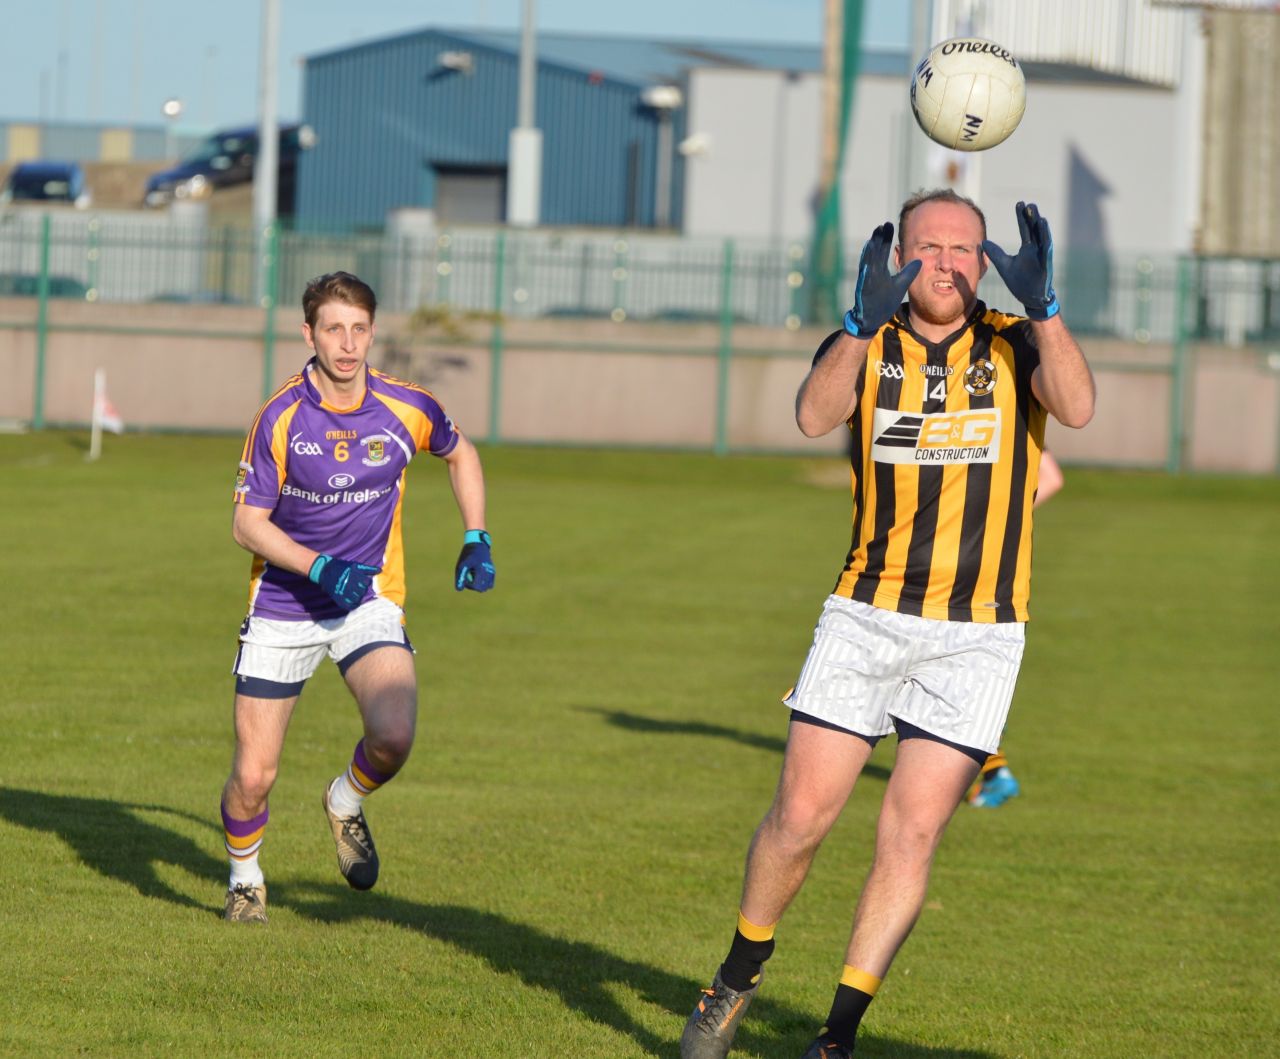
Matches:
[179,134,256,165]
[8,171,73,200]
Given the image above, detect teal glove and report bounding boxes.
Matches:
[455,530,495,592]
[981,202,1060,321]
[309,554,380,610]
[842,223,922,338]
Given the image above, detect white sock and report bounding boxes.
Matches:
[229,854,264,889]
[327,773,365,818]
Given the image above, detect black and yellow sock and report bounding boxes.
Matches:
[981,750,1008,777]
[719,911,776,992]
[821,965,882,1048]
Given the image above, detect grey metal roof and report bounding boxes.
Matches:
[305,26,1165,90]
[306,25,914,85]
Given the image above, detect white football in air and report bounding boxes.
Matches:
[910,37,1026,152]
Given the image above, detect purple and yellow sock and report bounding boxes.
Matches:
[221,800,268,885]
[342,738,396,798]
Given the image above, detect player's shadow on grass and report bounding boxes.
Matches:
[278,880,993,1059]
[1,789,984,1057]
[582,707,892,783]
[0,787,223,910]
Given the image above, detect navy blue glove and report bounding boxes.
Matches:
[455,530,495,592]
[308,554,381,610]
[981,202,1060,321]
[842,222,922,338]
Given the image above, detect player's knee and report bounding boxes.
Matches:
[766,794,840,852]
[364,726,415,769]
[233,763,279,803]
[881,816,946,864]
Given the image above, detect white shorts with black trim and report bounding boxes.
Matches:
[783,594,1025,755]
[232,596,413,696]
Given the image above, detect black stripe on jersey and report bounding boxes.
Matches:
[837,347,871,593]
[852,329,905,605]
[899,336,952,616]
[992,320,1039,620]
[948,316,998,614]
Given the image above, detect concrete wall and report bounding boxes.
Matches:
[1,302,1275,474]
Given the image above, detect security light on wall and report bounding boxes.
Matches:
[438,51,474,74]
[641,85,683,110]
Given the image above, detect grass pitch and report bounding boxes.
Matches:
[0,432,1276,1057]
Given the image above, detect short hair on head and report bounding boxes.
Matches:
[302,271,377,329]
[898,188,987,245]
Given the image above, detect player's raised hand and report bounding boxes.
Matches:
[842,222,922,338]
[981,201,1060,321]
[309,554,381,610]
[454,530,495,592]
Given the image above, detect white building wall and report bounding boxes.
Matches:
[683,64,1189,258]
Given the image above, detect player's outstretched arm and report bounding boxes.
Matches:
[797,223,921,437]
[443,432,494,592]
[982,202,1094,428]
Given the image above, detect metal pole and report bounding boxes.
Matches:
[1168,254,1192,474]
[714,239,735,455]
[507,0,542,226]
[254,0,281,303]
[654,112,673,228]
[517,0,535,131]
[488,231,507,444]
[261,224,279,402]
[33,214,51,430]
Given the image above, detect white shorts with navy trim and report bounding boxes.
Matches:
[232,596,413,695]
[783,594,1025,755]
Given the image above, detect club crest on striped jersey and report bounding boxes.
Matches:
[963,358,998,396]
[871,407,1002,465]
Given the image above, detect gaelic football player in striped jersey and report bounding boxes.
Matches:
[220,271,495,923]
[681,192,1095,1058]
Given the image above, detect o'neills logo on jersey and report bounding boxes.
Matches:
[871,408,1002,465]
[964,358,998,396]
[361,434,390,467]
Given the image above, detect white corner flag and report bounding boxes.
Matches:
[88,367,124,461]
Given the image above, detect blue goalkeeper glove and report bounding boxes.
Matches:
[455,530,495,592]
[308,554,381,610]
[842,222,922,338]
[981,201,1060,321]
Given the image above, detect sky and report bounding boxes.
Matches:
[8,0,911,132]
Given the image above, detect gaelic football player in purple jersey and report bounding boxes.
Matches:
[219,271,495,923]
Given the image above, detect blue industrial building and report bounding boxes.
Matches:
[295,28,822,231]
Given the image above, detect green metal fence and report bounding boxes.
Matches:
[5,211,1280,467]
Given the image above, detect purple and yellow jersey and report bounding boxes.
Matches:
[233,359,459,619]
[830,301,1047,623]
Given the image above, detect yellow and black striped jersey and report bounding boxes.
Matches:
[824,301,1047,623]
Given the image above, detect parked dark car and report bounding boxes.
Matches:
[143,123,314,213]
[2,161,90,207]
[0,273,91,299]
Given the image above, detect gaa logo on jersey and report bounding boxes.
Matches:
[963,358,997,396]
[361,434,391,467]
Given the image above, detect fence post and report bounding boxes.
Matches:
[488,230,506,445]
[714,238,735,456]
[261,223,280,402]
[33,213,51,430]
[1167,254,1191,474]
